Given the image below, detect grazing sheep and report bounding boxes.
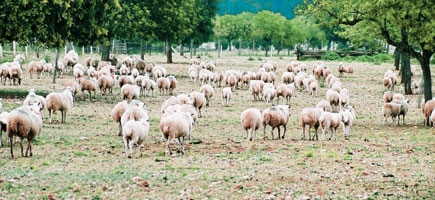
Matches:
[56,61,65,77]
[43,63,53,77]
[411,80,420,94]
[319,112,342,140]
[382,103,404,125]
[331,82,342,93]
[142,79,157,97]
[221,87,232,107]
[294,73,305,91]
[160,112,195,155]
[120,100,149,127]
[189,92,207,118]
[74,68,84,83]
[423,100,435,126]
[189,70,197,83]
[73,63,86,73]
[136,60,146,74]
[340,106,356,140]
[316,100,333,112]
[122,118,150,158]
[167,76,177,95]
[249,80,265,101]
[276,84,294,104]
[392,93,405,102]
[131,68,139,79]
[325,74,335,86]
[262,105,291,140]
[383,91,394,103]
[309,81,318,96]
[164,104,198,126]
[120,65,130,76]
[161,96,181,113]
[176,94,192,105]
[300,108,323,140]
[122,57,134,70]
[98,75,114,96]
[328,77,340,88]
[281,72,295,84]
[391,99,409,125]
[206,61,215,71]
[200,84,214,106]
[9,62,22,85]
[7,104,42,158]
[118,75,134,88]
[23,89,47,113]
[111,101,128,136]
[263,87,277,104]
[121,84,140,101]
[28,61,44,78]
[346,65,354,74]
[157,77,171,95]
[0,63,10,85]
[46,87,74,124]
[430,110,435,127]
[81,78,98,100]
[338,62,345,77]
[339,88,350,107]
[240,108,262,141]
[0,111,9,147]
[326,90,340,112]
[190,58,199,65]
[227,74,237,91]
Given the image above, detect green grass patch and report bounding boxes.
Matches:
[0,88,50,98]
[303,151,313,158]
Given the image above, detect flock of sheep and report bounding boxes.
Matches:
[0,50,434,159]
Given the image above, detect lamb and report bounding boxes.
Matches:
[319,111,342,140]
[276,84,294,104]
[122,118,150,158]
[326,89,340,112]
[161,96,181,113]
[263,87,277,104]
[160,112,195,155]
[0,63,10,85]
[249,80,265,101]
[23,89,47,113]
[120,100,149,127]
[98,75,114,96]
[142,79,157,97]
[167,76,177,95]
[310,81,319,96]
[111,101,128,136]
[221,87,232,107]
[262,105,291,140]
[0,111,9,147]
[74,68,84,83]
[8,62,22,85]
[189,70,197,83]
[382,102,404,125]
[46,87,74,124]
[131,68,139,79]
[340,106,356,140]
[300,107,323,140]
[43,63,53,78]
[423,100,435,126]
[189,91,207,118]
[339,88,350,107]
[120,65,130,76]
[281,72,295,84]
[121,84,140,101]
[383,91,394,103]
[200,84,214,106]
[81,78,98,100]
[157,77,171,95]
[7,104,42,158]
[316,100,333,112]
[240,108,262,141]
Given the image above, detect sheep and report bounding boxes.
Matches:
[286,63,295,72]
[157,77,171,95]
[121,84,140,101]
[281,72,295,84]
[338,62,345,77]
[326,89,340,112]
[411,80,420,94]
[241,73,252,89]
[0,63,10,85]
[81,78,98,100]
[120,100,149,127]
[300,108,323,140]
[73,63,86,73]
[122,57,134,70]
[249,80,265,101]
[319,112,342,140]
[430,110,435,127]
[241,108,262,141]
[7,104,42,158]
[299,63,308,72]
[28,61,44,78]
[339,88,350,107]
[322,68,331,79]
[136,60,146,74]
[199,70,209,86]
[152,66,167,80]
[382,102,404,125]
[383,77,393,91]
[262,105,291,140]
[131,68,139,79]
[8,62,22,85]
[118,75,134,88]
[74,68,84,83]
[392,93,405,102]
[120,64,130,76]
[200,84,214,106]
[310,81,318,96]
[43,63,53,78]
[23,89,47,114]
[423,100,435,126]
[167,76,177,95]
[391,98,409,125]
[294,73,306,91]
[111,101,128,136]
[325,74,335,86]
[97,61,110,71]
[160,112,195,155]
[340,106,356,140]
[346,65,354,74]
[263,87,277,104]
[122,118,150,158]
[142,79,157,97]
[189,70,197,83]
[328,77,340,88]
[276,84,294,104]
[176,94,192,105]
[316,100,333,112]
[190,58,199,65]
[206,61,215,71]
[161,96,181,113]
[227,74,237,91]
[98,75,114,96]
[0,111,9,147]
[383,91,394,103]
[221,87,232,107]
[164,104,198,126]
[189,91,207,118]
[46,87,74,124]
[56,61,65,77]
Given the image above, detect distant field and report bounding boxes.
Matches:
[0,52,434,199]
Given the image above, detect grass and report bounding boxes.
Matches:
[0,52,434,199]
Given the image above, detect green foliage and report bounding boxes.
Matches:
[321,51,341,60]
[248,56,254,61]
[44,55,51,63]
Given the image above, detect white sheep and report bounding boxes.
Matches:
[340,106,355,140]
[200,84,214,106]
[46,87,74,124]
[262,105,291,140]
[160,112,195,155]
[120,100,149,127]
[241,108,262,141]
[300,108,323,140]
[121,84,140,101]
[111,101,128,136]
[122,118,150,158]
[221,87,232,107]
[319,111,342,140]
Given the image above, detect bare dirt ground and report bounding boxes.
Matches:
[0,52,434,199]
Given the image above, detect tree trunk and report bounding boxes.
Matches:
[163,41,167,54]
[140,40,144,60]
[278,41,283,55]
[180,43,184,56]
[82,46,85,55]
[194,46,197,56]
[145,41,148,56]
[288,49,290,56]
[421,50,433,103]
[101,44,110,61]
[401,51,412,94]
[394,47,400,70]
[217,38,221,58]
[189,40,193,59]
[90,46,93,54]
[228,40,232,51]
[0,44,3,59]
[53,48,59,84]
[265,46,268,57]
[13,41,16,56]
[166,40,173,63]
[238,39,242,56]
[36,46,39,58]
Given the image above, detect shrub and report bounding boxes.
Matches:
[257,57,263,61]
[248,57,254,61]
[321,51,341,60]
[373,53,393,63]
[342,56,355,62]
[431,58,435,64]
[44,55,52,63]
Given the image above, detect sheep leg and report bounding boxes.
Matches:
[308,126,312,141]
[271,127,275,140]
[117,122,122,136]
[329,128,333,140]
[397,115,400,126]
[322,128,326,141]
[277,127,280,140]
[128,139,134,159]
[227,97,230,107]
[180,137,185,155]
[263,126,267,140]
[165,138,171,156]
[302,125,306,140]
[123,136,129,157]
[49,110,52,124]
[403,115,405,125]
[10,136,14,158]
[314,127,319,140]
[282,125,286,139]
[25,139,31,157]
[20,140,24,157]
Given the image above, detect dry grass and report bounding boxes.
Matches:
[0,52,434,199]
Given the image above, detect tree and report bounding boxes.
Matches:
[298,0,434,101]
[253,11,287,56]
[218,14,244,52]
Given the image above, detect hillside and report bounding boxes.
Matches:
[218,0,303,19]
